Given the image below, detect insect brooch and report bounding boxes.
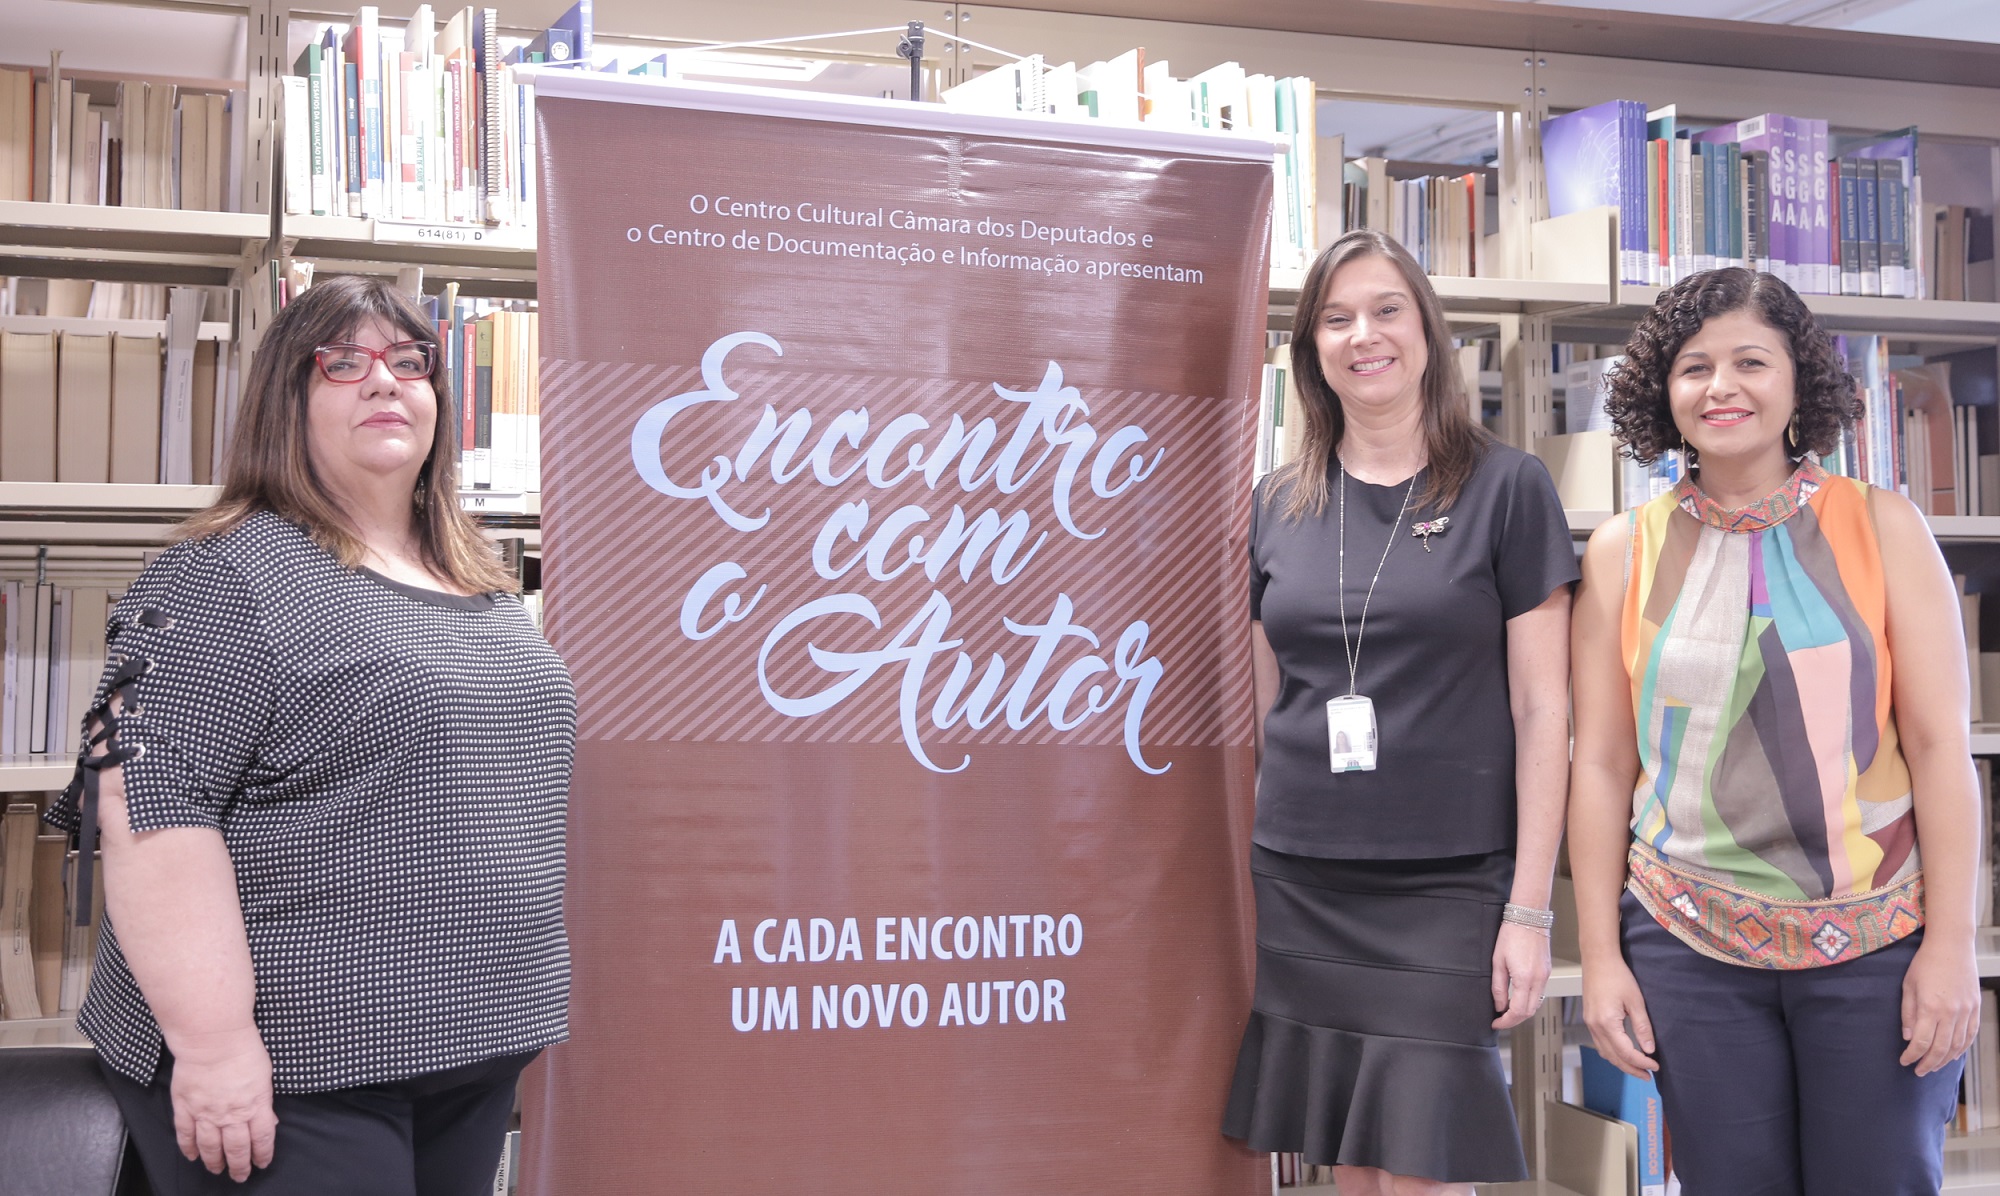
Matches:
[1411,516,1451,551]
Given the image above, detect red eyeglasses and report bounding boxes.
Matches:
[313,341,439,383]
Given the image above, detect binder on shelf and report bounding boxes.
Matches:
[109,333,164,484]
[24,579,53,755]
[1,801,44,1019]
[59,847,103,1013]
[1581,1045,1667,1196]
[1546,1098,1639,1196]
[54,331,112,484]
[31,832,65,1016]
[525,0,592,67]
[159,287,203,486]
[0,579,17,757]
[0,331,59,482]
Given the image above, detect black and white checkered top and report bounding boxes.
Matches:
[46,510,576,1093]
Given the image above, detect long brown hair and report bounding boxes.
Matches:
[1275,229,1489,521]
[181,274,516,594]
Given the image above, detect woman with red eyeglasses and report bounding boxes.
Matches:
[44,275,575,1194]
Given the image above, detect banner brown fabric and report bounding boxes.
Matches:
[527,83,1273,1194]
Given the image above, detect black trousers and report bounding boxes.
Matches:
[101,1049,536,1196]
[1622,891,1959,1196]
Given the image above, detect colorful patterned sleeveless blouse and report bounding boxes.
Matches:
[1621,460,1924,969]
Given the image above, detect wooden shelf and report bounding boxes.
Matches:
[281,214,536,276]
[0,483,542,527]
[0,1016,89,1050]
[0,315,231,341]
[0,200,268,259]
[1945,1127,2000,1193]
[0,756,73,790]
[1546,960,1581,1001]
[460,490,540,517]
[1271,268,1607,315]
[1613,285,2000,338]
[0,482,219,522]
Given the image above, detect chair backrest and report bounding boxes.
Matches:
[0,1047,131,1196]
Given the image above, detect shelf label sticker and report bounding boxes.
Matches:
[372,220,534,250]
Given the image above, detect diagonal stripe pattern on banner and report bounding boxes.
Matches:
[542,358,1251,750]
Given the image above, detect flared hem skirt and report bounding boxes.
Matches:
[1221,844,1529,1183]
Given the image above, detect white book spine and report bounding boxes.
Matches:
[283,76,311,216]
[42,588,70,757]
[0,580,18,757]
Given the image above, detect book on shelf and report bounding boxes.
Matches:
[514,0,592,70]
[1581,1045,1667,1196]
[417,286,538,493]
[1340,159,1489,279]
[30,830,64,1016]
[941,55,1323,271]
[1,800,43,1019]
[1547,1097,1642,1196]
[0,293,231,486]
[0,54,242,211]
[1543,99,1650,285]
[1917,204,1996,303]
[287,5,537,229]
[1254,339,1302,482]
[0,276,223,323]
[1974,989,2000,1137]
[0,794,104,1020]
[1,579,118,763]
[1539,102,1985,299]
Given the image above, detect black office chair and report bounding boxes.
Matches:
[0,1047,147,1196]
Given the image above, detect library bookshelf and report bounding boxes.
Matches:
[2,3,1997,1195]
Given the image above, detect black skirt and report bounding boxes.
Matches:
[1222,845,1529,1183]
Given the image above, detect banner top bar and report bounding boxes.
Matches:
[521,69,1285,163]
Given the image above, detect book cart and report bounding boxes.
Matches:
[2,1,1997,1192]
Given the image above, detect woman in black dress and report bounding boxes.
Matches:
[1223,230,1576,1193]
[48,275,575,1194]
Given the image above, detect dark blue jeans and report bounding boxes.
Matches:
[1621,891,1960,1196]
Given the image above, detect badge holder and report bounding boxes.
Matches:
[1326,694,1378,772]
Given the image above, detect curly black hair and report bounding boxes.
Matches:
[1604,268,1863,466]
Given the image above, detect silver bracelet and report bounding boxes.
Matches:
[1502,903,1555,933]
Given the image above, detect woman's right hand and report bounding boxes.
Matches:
[1582,957,1660,1080]
[168,1026,279,1181]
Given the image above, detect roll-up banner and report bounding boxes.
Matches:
[528,71,1273,1194]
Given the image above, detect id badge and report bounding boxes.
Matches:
[1326,694,1378,773]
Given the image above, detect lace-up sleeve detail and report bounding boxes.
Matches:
[48,543,278,842]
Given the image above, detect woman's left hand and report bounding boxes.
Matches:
[1492,921,1553,1030]
[1901,935,1981,1076]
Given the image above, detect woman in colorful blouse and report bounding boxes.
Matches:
[1568,267,1981,1194]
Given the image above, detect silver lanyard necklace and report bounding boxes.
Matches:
[1336,456,1417,697]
